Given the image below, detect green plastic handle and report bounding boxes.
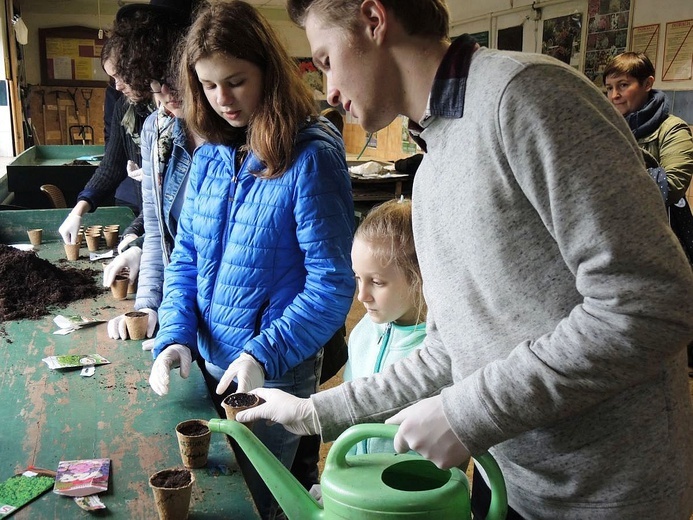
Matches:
[326,423,508,520]
[473,452,508,520]
[326,423,399,471]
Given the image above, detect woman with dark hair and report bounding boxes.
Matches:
[58,33,154,245]
[147,2,355,517]
[102,0,203,341]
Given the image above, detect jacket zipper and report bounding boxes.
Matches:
[254,300,270,337]
[373,323,392,373]
[360,322,393,455]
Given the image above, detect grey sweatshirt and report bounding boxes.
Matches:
[312,49,693,518]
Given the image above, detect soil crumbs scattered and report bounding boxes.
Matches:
[0,244,104,322]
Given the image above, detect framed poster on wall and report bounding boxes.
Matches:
[662,19,693,81]
[630,23,660,68]
[542,13,583,69]
[39,26,109,87]
[584,0,631,87]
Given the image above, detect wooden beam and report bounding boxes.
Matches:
[5,0,25,154]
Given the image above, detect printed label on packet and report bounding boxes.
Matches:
[74,495,106,511]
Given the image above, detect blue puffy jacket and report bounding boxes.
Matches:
[136,113,192,311]
[153,122,355,380]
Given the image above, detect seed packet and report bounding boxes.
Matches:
[0,469,55,518]
[53,459,110,498]
[42,354,110,370]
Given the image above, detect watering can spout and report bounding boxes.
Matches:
[208,418,322,520]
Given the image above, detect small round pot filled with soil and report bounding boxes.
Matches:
[222,392,265,423]
[149,467,195,520]
[175,419,212,469]
[125,311,149,340]
[110,274,129,300]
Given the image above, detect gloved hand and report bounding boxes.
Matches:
[235,388,320,436]
[126,160,144,182]
[142,338,155,351]
[385,395,470,470]
[103,246,142,287]
[149,344,192,396]
[117,234,139,255]
[107,308,158,340]
[309,484,323,505]
[216,352,265,394]
[59,212,82,244]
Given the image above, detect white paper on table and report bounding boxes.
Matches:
[53,315,105,335]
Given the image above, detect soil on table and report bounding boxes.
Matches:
[178,421,210,436]
[150,469,192,489]
[0,244,104,322]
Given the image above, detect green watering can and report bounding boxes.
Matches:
[208,419,507,520]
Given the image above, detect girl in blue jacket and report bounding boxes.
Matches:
[148,2,355,518]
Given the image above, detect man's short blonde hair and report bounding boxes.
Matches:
[288,0,449,41]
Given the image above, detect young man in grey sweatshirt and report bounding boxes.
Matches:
[236,1,693,517]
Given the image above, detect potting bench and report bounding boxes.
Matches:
[0,208,259,519]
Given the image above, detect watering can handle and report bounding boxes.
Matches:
[325,423,399,470]
[472,453,508,520]
[326,423,508,520]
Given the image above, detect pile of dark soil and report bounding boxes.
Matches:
[0,244,104,322]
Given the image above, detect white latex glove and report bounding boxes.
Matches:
[309,484,323,505]
[142,338,155,351]
[117,233,139,255]
[59,212,82,244]
[236,388,320,436]
[107,308,158,340]
[149,344,192,396]
[126,160,144,182]
[385,395,470,470]
[103,246,141,287]
[216,352,265,394]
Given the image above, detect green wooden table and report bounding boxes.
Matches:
[0,209,258,519]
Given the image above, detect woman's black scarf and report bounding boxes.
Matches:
[625,89,669,140]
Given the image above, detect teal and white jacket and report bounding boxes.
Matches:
[344,315,425,455]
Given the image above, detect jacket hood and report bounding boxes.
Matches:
[297,118,346,157]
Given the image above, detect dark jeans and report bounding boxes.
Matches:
[471,466,524,519]
[199,352,323,520]
[290,328,347,490]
